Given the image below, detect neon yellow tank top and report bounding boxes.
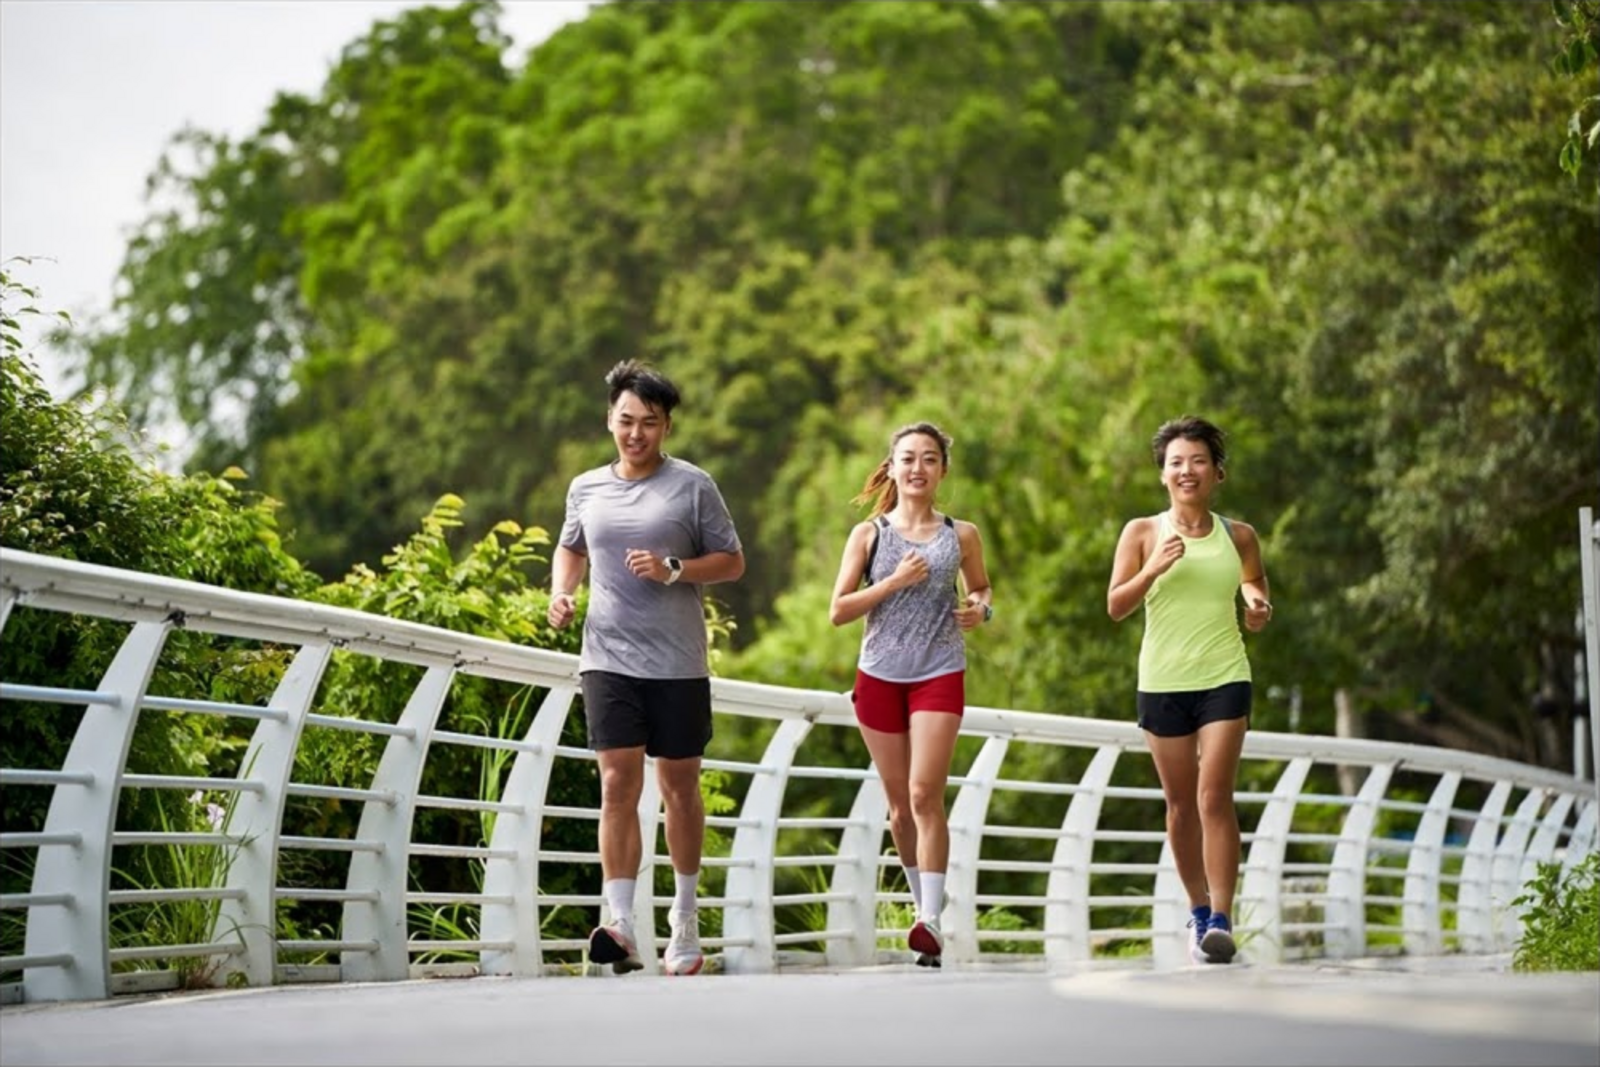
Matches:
[1137,512,1252,692]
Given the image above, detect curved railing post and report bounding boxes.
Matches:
[826,770,887,967]
[1325,762,1393,959]
[1522,792,1577,883]
[1403,770,1459,956]
[945,735,1008,964]
[1505,790,1578,945]
[24,620,170,1003]
[1457,780,1512,953]
[1151,839,1187,969]
[1239,756,1312,964]
[1492,789,1546,949]
[340,665,454,982]
[1045,746,1119,966]
[481,685,577,978]
[1560,800,1597,878]
[215,643,331,988]
[723,717,811,974]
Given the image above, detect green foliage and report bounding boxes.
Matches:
[976,904,1040,955]
[314,493,555,642]
[1550,0,1600,189]
[1512,852,1600,972]
[2,265,318,850]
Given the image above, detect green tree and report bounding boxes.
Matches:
[1550,0,1600,189]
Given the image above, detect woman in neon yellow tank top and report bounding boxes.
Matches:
[1108,416,1273,966]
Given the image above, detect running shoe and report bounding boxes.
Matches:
[1200,912,1237,964]
[907,917,943,959]
[588,922,644,974]
[664,909,704,976]
[1187,912,1210,965]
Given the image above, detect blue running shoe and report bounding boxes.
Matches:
[1200,912,1236,964]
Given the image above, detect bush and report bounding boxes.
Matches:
[1512,851,1600,972]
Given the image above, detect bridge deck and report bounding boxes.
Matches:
[2,955,1595,1066]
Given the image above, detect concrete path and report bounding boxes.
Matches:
[3,956,1596,1066]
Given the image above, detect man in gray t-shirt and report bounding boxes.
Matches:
[547,359,744,978]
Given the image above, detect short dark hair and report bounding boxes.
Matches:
[605,359,681,415]
[1152,415,1227,467]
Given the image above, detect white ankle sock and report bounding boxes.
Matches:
[904,864,922,911]
[603,878,636,930]
[673,870,699,914]
[919,871,946,923]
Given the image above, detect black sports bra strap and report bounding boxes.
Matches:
[862,516,889,587]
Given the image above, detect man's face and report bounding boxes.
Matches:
[607,390,669,466]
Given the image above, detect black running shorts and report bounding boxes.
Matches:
[1136,681,1252,738]
[581,670,714,759]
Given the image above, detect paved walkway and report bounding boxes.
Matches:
[3,955,1596,1066]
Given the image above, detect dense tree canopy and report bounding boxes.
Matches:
[52,0,1600,770]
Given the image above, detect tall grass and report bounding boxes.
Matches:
[109,788,252,988]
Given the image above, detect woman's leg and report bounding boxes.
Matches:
[858,723,916,875]
[1195,716,1248,919]
[1143,730,1209,909]
[907,710,963,875]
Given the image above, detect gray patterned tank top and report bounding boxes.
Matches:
[858,516,966,683]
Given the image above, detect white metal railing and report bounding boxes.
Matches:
[0,547,1594,1004]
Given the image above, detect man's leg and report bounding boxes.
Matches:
[657,755,706,974]
[652,673,715,976]
[656,755,705,877]
[591,745,646,971]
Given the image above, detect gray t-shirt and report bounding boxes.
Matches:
[858,517,966,683]
[559,456,742,679]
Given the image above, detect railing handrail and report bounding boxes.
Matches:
[3,549,1583,792]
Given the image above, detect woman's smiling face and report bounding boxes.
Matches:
[1160,436,1220,502]
[892,432,948,500]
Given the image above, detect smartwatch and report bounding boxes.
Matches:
[982,602,994,623]
[664,556,684,585]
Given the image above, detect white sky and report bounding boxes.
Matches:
[0,0,594,396]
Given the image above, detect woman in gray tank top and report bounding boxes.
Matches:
[828,422,994,967]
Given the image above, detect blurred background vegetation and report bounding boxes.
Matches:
[3,0,1597,952]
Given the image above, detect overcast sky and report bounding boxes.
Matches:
[1,0,593,396]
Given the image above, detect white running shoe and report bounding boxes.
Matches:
[1187,915,1210,965]
[588,922,643,974]
[664,909,704,976]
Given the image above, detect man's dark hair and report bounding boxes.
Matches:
[605,359,681,415]
[1151,415,1227,467]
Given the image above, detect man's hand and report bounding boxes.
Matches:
[548,591,577,629]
